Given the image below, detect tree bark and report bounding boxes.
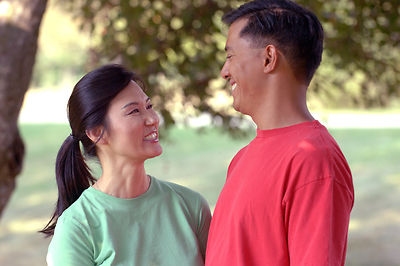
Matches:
[0,0,47,218]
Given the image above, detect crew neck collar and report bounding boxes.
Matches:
[256,120,321,138]
[88,175,156,203]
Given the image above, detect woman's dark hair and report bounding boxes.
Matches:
[223,0,324,84]
[40,64,144,236]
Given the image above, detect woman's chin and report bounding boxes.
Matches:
[147,145,163,159]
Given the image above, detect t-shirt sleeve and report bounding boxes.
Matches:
[196,195,212,261]
[284,178,354,265]
[226,146,247,180]
[47,216,94,266]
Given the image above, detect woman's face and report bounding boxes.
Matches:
[102,80,162,163]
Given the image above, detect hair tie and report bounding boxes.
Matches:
[70,133,78,142]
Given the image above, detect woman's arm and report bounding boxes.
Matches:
[47,216,94,266]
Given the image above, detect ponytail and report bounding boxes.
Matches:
[39,64,139,237]
[40,134,95,236]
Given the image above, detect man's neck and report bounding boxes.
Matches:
[251,82,313,130]
[253,110,314,130]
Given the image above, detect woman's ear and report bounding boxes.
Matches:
[263,44,278,74]
[85,126,107,145]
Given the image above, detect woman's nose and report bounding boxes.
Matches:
[144,111,158,126]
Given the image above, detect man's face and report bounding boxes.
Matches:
[220,18,265,116]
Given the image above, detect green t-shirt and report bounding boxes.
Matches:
[47,176,211,266]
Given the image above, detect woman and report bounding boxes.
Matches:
[40,64,211,265]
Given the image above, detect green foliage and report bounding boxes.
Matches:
[59,0,399,130]
[301,0,400,108]
[60,0,247,132]
[31,3,90,88]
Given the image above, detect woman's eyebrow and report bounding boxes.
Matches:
[121,98,150,109]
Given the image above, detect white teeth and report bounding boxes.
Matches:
[232,83,237,91]
[144,132,157,141]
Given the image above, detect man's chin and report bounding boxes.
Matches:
[233,104,252,117]
[233,104,246,115]
[233,102,240,112]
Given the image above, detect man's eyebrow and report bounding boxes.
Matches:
[121,98,151,109]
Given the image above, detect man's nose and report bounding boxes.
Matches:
[220,62,230,80]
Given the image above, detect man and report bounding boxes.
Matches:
[205,1,354,265]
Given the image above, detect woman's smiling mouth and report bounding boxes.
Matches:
[144,131,158,142]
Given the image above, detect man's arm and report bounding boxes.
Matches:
[284,177,353,265]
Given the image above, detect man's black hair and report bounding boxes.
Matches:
[223,0,324,84]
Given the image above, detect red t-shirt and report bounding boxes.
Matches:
[206,121,354,266]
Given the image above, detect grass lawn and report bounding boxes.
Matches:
[0,124,399,265]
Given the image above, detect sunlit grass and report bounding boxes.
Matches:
[0,124,399,265]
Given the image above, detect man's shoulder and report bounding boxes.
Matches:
[295,125,342,159]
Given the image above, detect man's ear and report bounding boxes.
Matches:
[85,126,107,145]
[263,44,278,74]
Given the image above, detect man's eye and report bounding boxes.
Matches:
[146,104,153,109]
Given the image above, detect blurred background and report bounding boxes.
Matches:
[0,0,399,265]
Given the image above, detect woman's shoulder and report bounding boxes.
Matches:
[57,187,100,228]
[152,176,209,208]
[154,177,199,196]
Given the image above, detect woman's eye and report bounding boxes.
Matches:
[146,104,153,110]
[127,109,139,115]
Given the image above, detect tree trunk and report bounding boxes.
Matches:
[0,0,47,218]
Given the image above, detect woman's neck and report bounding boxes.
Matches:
[94,162,150,199]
